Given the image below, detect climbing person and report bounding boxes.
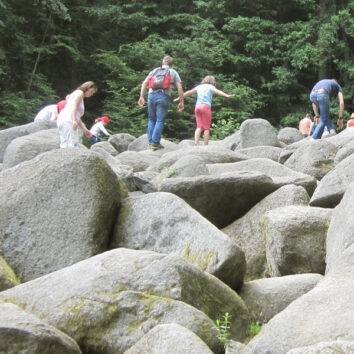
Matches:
[174,75,235,145]
[298,113,313,137]
[34,104,59,121]
[89,116,112,144]
[309,79,344,139]
[56,81,97,148]
[138,55,184,150]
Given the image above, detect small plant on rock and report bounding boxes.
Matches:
[248,320,262,338]
[215,312,232,349]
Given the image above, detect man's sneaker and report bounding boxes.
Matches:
[151,143,164,150]
[329,129,337,136]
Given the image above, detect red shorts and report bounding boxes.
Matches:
[195,103,212,130]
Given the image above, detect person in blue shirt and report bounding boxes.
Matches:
[175,75,235,145]
[309,79,344,139]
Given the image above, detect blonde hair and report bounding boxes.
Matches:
[77,81,97,93]
[201,75,216,86]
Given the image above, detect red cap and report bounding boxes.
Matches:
[98,116,110,124]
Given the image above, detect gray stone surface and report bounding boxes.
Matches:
[277,127,304,145]
[0,120,56,162]
[0,249,249,353]
[0,149,121,282]
[262,205,332,276]
[111,192,246,289]
[0,302,81,354]
[223,185,309,280]
[239,118,281,149]
[124,323,214,354]
[158,171,278,228]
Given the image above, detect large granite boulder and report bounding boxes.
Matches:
[0,120,56,162]
[310,153,354,208]
[108,133,136,153]
[240,273,323,323]
[262,205,332,276]
[207,158,317,196]
[277,127,304,145]
[239,118,281,149]
[0,148,122,282]
[158,171,278,228]
[0,248,249,353]
[111,192,246,289]
[223,185,309,280]
[284,139,338,180]
[2,128,60,169]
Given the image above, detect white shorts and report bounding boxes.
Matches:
[57,121,79,148]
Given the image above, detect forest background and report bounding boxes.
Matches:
[0,0,353,141]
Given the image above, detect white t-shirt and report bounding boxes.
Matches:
[57,90,84,125]
[34,104,58,121]
[90,121,110,137]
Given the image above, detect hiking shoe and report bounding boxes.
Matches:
[151,143,164,150]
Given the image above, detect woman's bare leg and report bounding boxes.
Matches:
[195,128,202,145]
[203,130,210,145]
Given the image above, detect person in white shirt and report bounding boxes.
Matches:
[89,116,112,144]
[56,81,97,148]
[34,104,58,121]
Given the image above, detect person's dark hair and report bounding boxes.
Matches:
[77,81,97,93]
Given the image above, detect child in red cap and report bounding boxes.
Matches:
[89,116,112,144]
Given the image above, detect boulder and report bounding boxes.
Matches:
[0,149,121,282]
[0,120,57,163]
[310,153,354,208]
[277,127,304,145]
[334,139,354,165]
[128,134,179,152]
[131,170,159,193]
[261,206,332,277]
[148,145,248,172]
[0,302,81,354]
[240,273,323,323]
[158,171,278,228]
[284,139,338,180]
[90,140,119,156]
[239,118,281,149]
[0,249,250,352]
[124,324,214,354]
[111,192,246,289]
[222,185,309,280]
[108,133,136,153]
[116,150,162,172]
[220,130,241,151]
[207,158,317,196]
[236,146,282,162]
[3,128,60,169]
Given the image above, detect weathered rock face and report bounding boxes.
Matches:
[90,140,119,156]
[0,148,122,282]
[0,302,81,354]
[158,171,278,228]
[286,341,354,354]
[284,139,338,180]
[0,256,20,291]
[3,128,60,169]
[223,185,309,280]
[124,324,214,354]
[0,120,56,163]
[0,248,249,353]
[310,153,354,208]
[240,273,323,323]
[111,192,246,289]
[277,127,304,145]
[239,118,281,149]
[207,158,318,197]
[261,205,332,276]
[108,133,136,153]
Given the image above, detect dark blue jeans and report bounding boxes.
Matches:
[310,91,334,139]
[147,91,170,144]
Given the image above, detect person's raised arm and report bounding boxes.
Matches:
[138,79,149,107]
[337,91,345,129]
[173,87,197,102]
[212,87,235,98]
